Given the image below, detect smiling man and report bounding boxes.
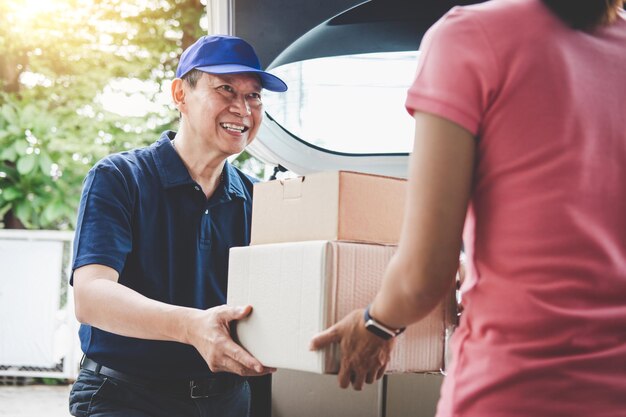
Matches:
[68,35,287,417]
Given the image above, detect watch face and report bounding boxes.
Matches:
[365,320,394,340]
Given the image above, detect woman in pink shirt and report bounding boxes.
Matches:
[312,1,626,416]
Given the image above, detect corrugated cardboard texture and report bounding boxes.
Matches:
[330,242,454,373]
[338,172,406,244]
[228,241,456,374]
[250,171,406,245]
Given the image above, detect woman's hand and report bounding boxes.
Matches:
[309,309,394,390]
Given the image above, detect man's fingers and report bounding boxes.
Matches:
[221,339,267,374]
[309,325,341,351]
[214,357,274,377]
[220,305,253,321]
[217,356,264,376]
[232,348,264,373]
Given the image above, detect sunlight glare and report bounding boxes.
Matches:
[9,0,72,23]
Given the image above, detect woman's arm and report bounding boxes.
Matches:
[370,111,475,327]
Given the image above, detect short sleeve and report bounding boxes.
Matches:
[71,161,133,282]
[405,6,500,135]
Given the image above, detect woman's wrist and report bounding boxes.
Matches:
[365,303,406,339]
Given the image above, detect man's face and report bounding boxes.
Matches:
[180,72,263,157]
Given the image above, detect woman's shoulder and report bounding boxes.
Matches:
[428,0,556,63]
[435,0,550,39]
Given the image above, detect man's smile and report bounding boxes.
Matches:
[220,122,249,133]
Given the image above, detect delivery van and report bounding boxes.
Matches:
[209,1,483,416]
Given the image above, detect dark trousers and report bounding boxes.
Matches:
[248,375,271,417]
[69,369,250,417]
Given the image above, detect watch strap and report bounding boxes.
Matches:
[363,305,406,340]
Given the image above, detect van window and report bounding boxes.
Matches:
[263,51,420,155]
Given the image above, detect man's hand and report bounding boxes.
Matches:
[187,304,275,377]
[309,309,394,390]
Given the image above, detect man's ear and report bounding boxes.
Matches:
[171,78,186,113]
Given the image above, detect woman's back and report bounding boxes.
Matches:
[406,0,626,415]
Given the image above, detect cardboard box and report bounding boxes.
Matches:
[272,369,383,417]
[227,241,457,374]
[271,370,443,417]
[250,171,406,245]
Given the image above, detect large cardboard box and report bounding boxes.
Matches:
[271,370,443,417]
[228,241,457,374]
[250,171,406,245]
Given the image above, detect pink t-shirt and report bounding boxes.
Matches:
[405,1,626,416]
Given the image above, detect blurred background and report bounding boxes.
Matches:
[0,0,263,232]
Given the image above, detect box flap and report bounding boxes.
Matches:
[282,176,303,199]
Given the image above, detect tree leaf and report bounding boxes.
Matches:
[14,202,34,228]
[17,154,37,175]
[0,105,18,125]
[8,125,21,135]
[0,130,11,140]
[0,204,11,218]
[42,200,65,223]
[0,146,18,162]
[14,140,28,155]
[39,152,53,174]
[2,187,23,201]
[20,104,41,127]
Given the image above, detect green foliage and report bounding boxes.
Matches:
[0,0,206,229]
[39,377,67,385]
[231,150,265,179]
[0,95,77,228]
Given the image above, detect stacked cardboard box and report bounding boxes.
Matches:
[227,171,457,374]
[249,171,406,245]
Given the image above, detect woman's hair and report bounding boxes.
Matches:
[542,0,623,30]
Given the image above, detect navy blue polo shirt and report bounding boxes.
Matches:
[71,131,257,378]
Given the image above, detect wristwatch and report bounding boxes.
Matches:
[363,305,406,340]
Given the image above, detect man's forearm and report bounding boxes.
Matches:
[75,276,194,343]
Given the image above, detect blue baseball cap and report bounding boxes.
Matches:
[176,35,288,92]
